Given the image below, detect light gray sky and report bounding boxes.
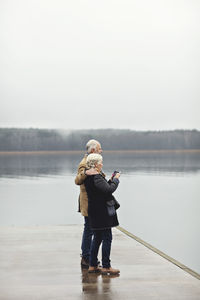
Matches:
[0,0,199,130]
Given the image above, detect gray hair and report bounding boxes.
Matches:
[86,153,103,169]
[86,139,100,153]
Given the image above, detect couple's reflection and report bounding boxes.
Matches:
[81,269,100,294]
[81,268,120,297]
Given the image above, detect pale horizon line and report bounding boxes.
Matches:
[0,126,199,132]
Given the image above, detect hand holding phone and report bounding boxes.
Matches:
[111,170,121,179]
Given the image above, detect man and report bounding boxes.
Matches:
[75,139,103,268]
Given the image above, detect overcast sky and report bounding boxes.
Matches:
[0,0,199,131]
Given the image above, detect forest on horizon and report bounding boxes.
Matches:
[0,128,200,151]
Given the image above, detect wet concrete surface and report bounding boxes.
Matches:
[0,225,199,300]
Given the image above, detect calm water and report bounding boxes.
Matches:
[0,152,200,274]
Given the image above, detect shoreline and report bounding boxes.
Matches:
[0,149,200,155]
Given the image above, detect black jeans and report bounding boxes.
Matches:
[90,228,112,268]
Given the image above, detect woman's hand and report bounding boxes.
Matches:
[114,172,120,179]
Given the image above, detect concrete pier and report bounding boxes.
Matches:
[0,225,199,300]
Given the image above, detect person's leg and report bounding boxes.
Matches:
[101,229,112,268]
[81,217,93,264]
[89,230,102,267]
[101,228,120,274]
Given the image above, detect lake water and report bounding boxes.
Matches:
[0,151,200,274]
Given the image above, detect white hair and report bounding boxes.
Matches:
[86,153,103,169]
[86,139,100,153]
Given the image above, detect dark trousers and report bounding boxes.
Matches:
[81,216,93,260]
[90,228,112,268]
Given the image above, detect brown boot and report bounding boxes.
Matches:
[101,267,120,275]
[81,257,89,269]
[88,266,102,273]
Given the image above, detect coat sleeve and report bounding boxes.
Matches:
[94,175,119,194]
[75,163,87,185]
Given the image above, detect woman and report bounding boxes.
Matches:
[84,153,120,275]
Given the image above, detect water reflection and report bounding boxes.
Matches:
[81,269,100,294]
[81,268,120,299]
[0,152,200,178]
[103,152,200,175]
[0,153,79,178]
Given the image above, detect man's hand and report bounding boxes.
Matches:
[85,169,99,175]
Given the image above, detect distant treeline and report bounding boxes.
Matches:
[0,128,200,151]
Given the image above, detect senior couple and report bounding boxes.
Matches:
[75,139,120,275]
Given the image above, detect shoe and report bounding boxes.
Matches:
[88,266,102,273]
[81,257,89,269]
[101,267,120,275]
